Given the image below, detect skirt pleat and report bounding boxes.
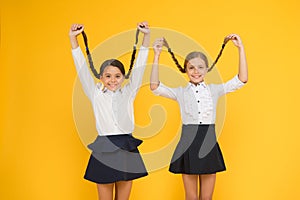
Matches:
[84,134,148,184]
[169,124,226,174]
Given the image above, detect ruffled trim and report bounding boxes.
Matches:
[87,134,143,153]
[183,87,198,120]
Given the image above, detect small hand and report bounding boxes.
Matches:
[224,33,243,48]
[137,21,150,34]
[153,38,164,55]
[69,24,84,37]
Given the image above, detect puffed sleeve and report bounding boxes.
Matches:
[152,82,178,100]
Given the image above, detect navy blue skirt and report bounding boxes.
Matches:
[169,124,226,174]
[84,134,148,184]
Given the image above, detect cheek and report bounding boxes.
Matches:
[186,70,192,76]
[118,79,125,84]
[100,77,109,84]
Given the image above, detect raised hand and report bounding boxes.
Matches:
[137,21,150,35]
[224,33,243,48]
[153,38,164,56]
[224,33,248,83]
[69,24,84,49]
[69,24,84,37]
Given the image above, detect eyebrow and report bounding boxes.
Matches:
[103,73,123,76]
[188,63,204,68]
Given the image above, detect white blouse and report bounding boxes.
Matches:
[72,46,149,136]
[153,75,245,125]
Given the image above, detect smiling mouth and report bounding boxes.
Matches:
[191,75,202,79]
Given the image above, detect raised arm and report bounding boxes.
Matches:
[69,24,96,101]
[225,34,248,83]
[138,21,150,47]
[150,38,164,90]
[127,22,150,92]
[69,24,84,49]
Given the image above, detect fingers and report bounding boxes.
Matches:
[137,21,148,29]
[69,24,84,37]
[224,33,241,42]
[224,33,243,48]
[152,38,164,54]
[137,21,150,34]
[71,24,84,31]
[153,38,164,47]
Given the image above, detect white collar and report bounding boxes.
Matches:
[103,88,122,94]
[97,83,122,94]
[188,81,207,88]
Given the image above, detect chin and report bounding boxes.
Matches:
[108,86,120,91]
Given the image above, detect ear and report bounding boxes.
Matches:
[121,74,125,82]
[204,67,209,73]
[99,75,104,82]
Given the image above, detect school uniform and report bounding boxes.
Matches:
[72,46,149,184]
[153,76,245,174]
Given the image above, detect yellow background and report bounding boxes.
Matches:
[1,0,300,199]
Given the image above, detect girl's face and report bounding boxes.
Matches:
[100,66,125,91]
[186,57,208,84]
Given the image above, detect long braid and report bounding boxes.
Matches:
[163,38,185,73]
[163,37,229,73]
[208,38,229,72]
[81,31,100,79]
[81,27,142,79]
[125,27,142,79]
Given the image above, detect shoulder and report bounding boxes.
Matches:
[207,83,224,95]
[163,83,190,92]
[95,82,104,93]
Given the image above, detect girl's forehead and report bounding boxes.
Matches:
[188,57,206,66]
[102,66,123,74]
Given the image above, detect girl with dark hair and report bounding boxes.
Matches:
[150,34,248,200]
[69,22,150,200]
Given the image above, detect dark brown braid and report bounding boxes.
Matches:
[163,38,185,73]
[207,38,229,72]
[81,31,100,79]
[163,37,230,73]
[125,26,144,79]
[81,28,142,80]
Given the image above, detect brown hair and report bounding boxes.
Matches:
[81,29,141,79]
[163,38,228,73]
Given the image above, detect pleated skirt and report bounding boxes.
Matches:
[84,134,148,184]
[169,124,226,174]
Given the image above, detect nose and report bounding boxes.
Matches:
[111,76,116,82]
[193,67,201,74]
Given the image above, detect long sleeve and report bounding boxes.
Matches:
[125,46,149,95]
[72,47,96,102]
